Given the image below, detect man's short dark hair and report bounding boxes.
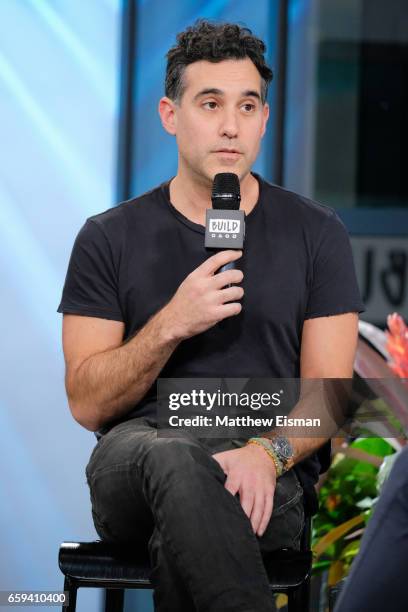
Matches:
[165,19,273,104]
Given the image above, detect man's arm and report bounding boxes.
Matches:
[261,311,359,468]
[300,311,358,378]
[63,312,179,432]
[63,249,244,432]
[213,311,359,536]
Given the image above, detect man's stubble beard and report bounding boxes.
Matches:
[181,151,251,187]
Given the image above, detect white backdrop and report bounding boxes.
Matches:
[0,2,121,610]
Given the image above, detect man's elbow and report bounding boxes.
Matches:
[65,370,100,431]
[67,394,101,432]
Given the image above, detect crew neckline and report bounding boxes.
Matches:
[160,172,263,234]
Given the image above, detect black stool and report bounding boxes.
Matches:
[59,517,312,612]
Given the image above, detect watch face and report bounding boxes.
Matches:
[274,437,293,460]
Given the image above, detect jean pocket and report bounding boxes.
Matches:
[272,469,303,517]
[259,475,305,553]
[282,497,305,550]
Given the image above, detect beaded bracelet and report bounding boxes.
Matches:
[246,437,284,477]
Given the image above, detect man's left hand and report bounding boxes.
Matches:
[212,444,277,537]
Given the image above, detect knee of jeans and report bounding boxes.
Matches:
[142,437,212,479]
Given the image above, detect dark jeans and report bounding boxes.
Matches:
[85,417,305,612]
[334,445,408,612]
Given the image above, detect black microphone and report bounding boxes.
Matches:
[212,172,241,211]
[204,173,245,280]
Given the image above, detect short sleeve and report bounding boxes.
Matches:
[57,219,124,321]
[305,211,365,319]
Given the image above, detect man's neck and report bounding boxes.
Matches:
[169,169,259,226]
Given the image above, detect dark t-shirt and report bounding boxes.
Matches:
[58,173,365,513]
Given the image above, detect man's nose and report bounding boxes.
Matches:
[219,109,239,139]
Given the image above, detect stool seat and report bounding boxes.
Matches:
[59,541,152,587]
[59,517,312,611]
[59,540,312,590]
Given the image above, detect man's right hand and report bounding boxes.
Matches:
[162,250,244,341]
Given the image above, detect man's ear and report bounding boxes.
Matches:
[260,102,270,138]
[158,96,177,135]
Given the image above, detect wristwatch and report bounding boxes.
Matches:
[266,436,294,472]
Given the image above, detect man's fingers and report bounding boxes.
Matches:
[224,476,240,498]
[212,268,244,289]
[256,493,274,537]
[240,487,255,522]
[249,493,265,534]
[216,301,242,319]
[218,285,244,304]
[213,459,225,474]
[199,250,243,276]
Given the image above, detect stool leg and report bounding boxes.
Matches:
[63,576,77,612]
[287,577,311,612]
[104,588,124,612]
[298,576,311,612]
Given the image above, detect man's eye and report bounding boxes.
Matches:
[203,101,218,109]
[242,103,255,112]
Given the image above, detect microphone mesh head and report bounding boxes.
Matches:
[212,173,241,210]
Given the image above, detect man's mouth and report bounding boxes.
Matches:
[215,148,241,153]
[214,149,242,156]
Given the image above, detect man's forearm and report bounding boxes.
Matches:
[67,306,180,431]
[270,436,328,472]
[262,378,352,471]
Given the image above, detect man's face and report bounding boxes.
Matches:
[161,58,269,184]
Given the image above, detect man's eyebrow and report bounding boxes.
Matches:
[241,89,261,101]
[193,88,261,101]
[193,88,223,101]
